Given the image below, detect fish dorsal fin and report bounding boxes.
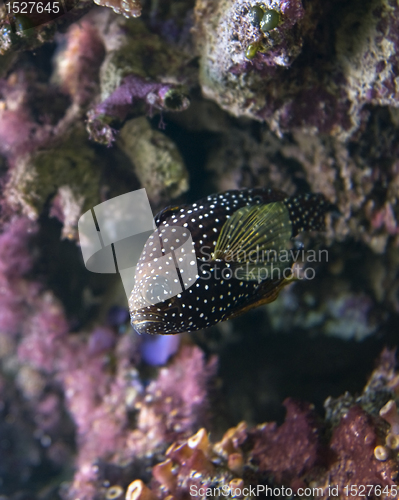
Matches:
[155,205,185,226]
[213,202,293,281]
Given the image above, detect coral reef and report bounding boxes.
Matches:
[1,0,399,499]
[36,339,216,500]
[86,13,193,145]
[0,219,216,497]
[5,125,102,230]
[0,9,192,236]
[0,213,216,498]
[118,350,399,500]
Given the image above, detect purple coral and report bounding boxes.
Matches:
[130,345,218,449]
[329,406,398,491]
[86,75,190,145]
[251,398,323,486]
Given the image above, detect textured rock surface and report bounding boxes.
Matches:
[118,117,189,202]
[194,0,399,139]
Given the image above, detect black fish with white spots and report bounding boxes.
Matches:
[129,188,329,335]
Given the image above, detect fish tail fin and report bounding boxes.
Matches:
[284,193,330,236]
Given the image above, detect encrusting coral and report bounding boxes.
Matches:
[86,13,193,145]
[5,125,102,232]
[194,0,399,140]
[93,0,142,18]
[0,8,191,237]
[118,350,399,500]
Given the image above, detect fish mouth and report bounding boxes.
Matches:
[132,318,164,335]
[131,303,181,335]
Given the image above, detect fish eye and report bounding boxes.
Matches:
[145,276,173,305]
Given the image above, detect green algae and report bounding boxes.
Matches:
[7,126,101,221]
[260,9,280,32]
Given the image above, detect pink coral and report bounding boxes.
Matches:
[54,21,105,107]
[0,75,53,160]
[0,213,218,499]
[65,343,216,500]
[136,345,217,443]
[0,217,38,334]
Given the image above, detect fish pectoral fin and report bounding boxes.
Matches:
[226,277,291,320]
[213,202,293,268]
